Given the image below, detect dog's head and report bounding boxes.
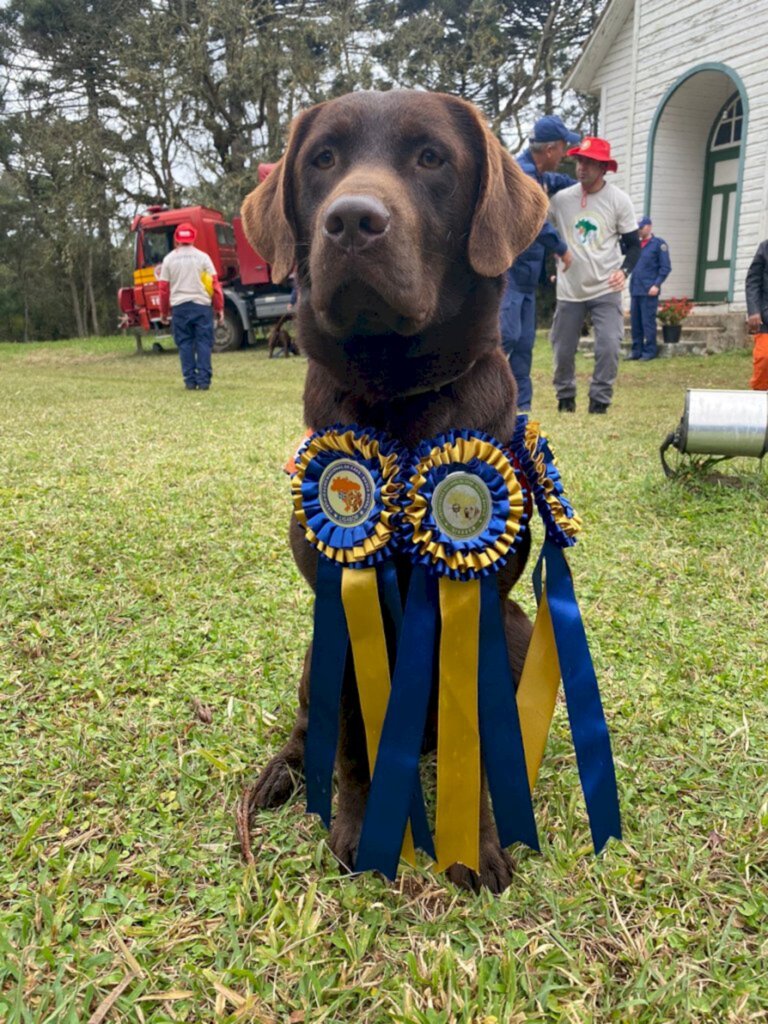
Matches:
[242,91,546,395]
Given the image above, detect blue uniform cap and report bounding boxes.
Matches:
[638,216,652,228]
[531,115,581,145]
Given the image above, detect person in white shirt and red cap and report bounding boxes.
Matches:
[158,222,224,390]
[547,137,641,414]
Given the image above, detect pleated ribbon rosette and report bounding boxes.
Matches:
[355,430,539,878]
[510,415,622,854]
[291,426,434,863]
[288,421,622,881]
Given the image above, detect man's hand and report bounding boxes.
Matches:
[215,310,225,325]
[607,269,626,292]
[648,285,660,297]
[557,250,573,272]
[747,313,762,334]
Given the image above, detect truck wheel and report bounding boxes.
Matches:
[214,308,244,353]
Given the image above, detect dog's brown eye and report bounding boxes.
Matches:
[313,149,335,169]
[418,148,444,169]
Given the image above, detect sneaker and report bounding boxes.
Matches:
[198,384,210,391]
[185,382,197,390]
[625,352,642,361]
[558,397,576,413]
[588,399,609,414]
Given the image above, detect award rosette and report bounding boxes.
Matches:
[511,415,621,854]
[356,430,539,879]
[292,426,433,861]
[512,417,582,548]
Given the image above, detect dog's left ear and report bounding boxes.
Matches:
[457,102,548,278]
[240,104,324,284]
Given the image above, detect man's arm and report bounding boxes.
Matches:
[655,241,671,287]
[619,230,642,275]
[538,219,568,257]
[211,276,224,319]
[544,171,577,195]
[158,279,171,320]
[158,258,172,319]
[745,243,766,318]
[607,230,641,292]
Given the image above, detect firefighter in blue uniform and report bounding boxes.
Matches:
[500,115,579,411]
[629,216,672,360]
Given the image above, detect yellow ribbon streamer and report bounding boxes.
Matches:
[516,589,561,790]
[341,567,416,864]
[434,576,481,872]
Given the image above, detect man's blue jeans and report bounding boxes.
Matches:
[500,285,537,410]
[630,294,659,359]
[171,301,214,387]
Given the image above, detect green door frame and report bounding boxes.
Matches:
[695,144,740,301]
[643,64,749,303]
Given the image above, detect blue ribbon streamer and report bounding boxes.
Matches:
[478,574,540,852]
[356,566,438,878]
[378,561,404,645]
[542,538,622,853]
[304,557,349,827]
[375,561,435,858]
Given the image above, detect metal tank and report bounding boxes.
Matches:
[660,389,768,476]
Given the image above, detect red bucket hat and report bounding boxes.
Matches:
[174,222,197,245]
[567,136,618,173]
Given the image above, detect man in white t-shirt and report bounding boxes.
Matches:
[158,223,224,390]
[548,137,641,414]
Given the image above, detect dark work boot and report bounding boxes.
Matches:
[588,398,609,414]
[558,397,576,413]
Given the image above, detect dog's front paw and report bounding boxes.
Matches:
[249,754,302,812]
[328,812,364,875]
[445,844,514,894]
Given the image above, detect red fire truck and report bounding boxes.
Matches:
[118,164,292,352]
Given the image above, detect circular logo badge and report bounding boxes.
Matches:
[318,459,376,528]
[431,471,492,541]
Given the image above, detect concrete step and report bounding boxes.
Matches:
[579,308,750,357]
[579,337,708,358]
[621,324,725,346]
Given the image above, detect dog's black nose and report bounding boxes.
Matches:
[323,195,390,251]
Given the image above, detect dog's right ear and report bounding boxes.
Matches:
[240,106,322,284]
[462,106,548,278]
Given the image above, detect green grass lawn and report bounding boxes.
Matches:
[1,335,766,1023]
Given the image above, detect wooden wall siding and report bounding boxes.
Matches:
[576,0,768,308]
[589,11,635,190]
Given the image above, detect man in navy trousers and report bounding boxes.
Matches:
[500,115,579,411]
[629,216,672,361]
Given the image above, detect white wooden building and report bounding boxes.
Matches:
[566,0,768,313]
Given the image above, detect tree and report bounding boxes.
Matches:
[369,0,602,147]
[0,0,606,340]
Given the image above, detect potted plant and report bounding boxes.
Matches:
[657,297,693,344]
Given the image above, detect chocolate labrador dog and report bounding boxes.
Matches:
[241,90,547,892]
[267,314,300,358]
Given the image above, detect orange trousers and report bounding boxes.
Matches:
[751,333,768,390]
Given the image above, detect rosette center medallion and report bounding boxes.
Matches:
[318,459,376,528]
[431,472,492,541]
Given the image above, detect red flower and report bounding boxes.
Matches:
[658,297,693,326]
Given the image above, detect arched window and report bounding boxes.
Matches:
[711,96,743,150]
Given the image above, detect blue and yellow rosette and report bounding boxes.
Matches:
[511,415,621,854]
[292,426,433,862]
[356,430,539,879]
